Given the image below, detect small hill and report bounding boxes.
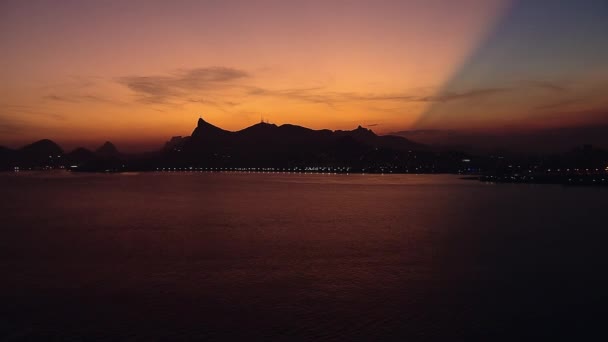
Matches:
[18,139,64,165]
[95,141,120,158]
[20,139,63,156]
[66,147,96,165]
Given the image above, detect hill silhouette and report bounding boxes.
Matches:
[0,118,428,171]
[2,117,606,185]
[65,147,96,165]
[21,139,63,157]
[9,139,65,168]
[95,141,121,158]
[161,117,423,168]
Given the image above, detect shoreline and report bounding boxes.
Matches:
[3,169,607,187]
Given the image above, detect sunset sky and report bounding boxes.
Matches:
[1,0,607,151]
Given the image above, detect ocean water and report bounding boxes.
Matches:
[1,172,607,340]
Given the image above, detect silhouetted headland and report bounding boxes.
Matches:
[1,118,607,186]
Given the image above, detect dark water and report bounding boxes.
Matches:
[1,172,607,341]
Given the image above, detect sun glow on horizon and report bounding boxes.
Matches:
[1,0,607,151]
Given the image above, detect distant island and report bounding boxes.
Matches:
[1,117,606,186]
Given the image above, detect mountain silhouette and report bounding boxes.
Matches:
[187,117,421,149]
[15,139,64,167]
[21,139,63,156]
[95,141,120,158]
[1,117,606,181]
[162,117,423,168]
[192,117,230,138]
[0,119,424,171]
[65,147,96,165]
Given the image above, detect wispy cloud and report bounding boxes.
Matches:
[524,80,567,93]
[117,66,515,109]
[420,88,511,102]
[248,87,509,106]
[245,86,338,106]
[244,87,421,107]
[44,95,79,103]
[43,93,125,105]
[0,104,65,121]
[118,67,249,104]
[535,98,583,110]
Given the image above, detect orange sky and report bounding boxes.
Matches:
[1,0,607,151]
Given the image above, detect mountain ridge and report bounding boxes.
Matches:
[0,118,424,171]
[185,117,421,150]
[159,117,424,169]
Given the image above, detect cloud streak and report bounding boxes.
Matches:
[117,66,517,110]
[43,94,121,105]
[118,67,249,104]
[246,87,510,106]
[0,104,65,121]
[420,88,510,102]
[524,80,567,93]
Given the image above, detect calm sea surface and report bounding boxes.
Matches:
[1,172,607,340]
